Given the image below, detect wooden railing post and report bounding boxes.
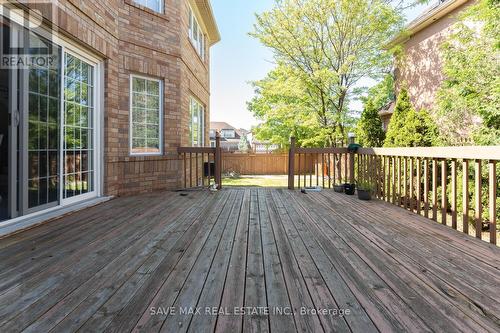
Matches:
[215,132,222,189]
[288,137,296,189]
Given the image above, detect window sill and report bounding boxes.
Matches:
[124,0,169,21]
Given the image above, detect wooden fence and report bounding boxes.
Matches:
[222,153,310,175]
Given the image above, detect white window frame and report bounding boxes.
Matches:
[133,0,164,13]
[129,74,164,156]
[190,96,205,147]
[61,49,101,206]
[221,129,235,139]
[188,5,206,60]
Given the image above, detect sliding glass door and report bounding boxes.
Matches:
[25,37,62,213]
[62,53,95,201]
[0,13,99,222]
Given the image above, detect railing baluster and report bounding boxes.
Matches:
[189,152,193,188]
[392,156,396,204]
[416,158,421,215]
[382,156,386,200]
[397,156,402,206]
[328,153,332,189]
[463,160,469,234]
[201,153,205,187]
[333,154,337,186]
[196,152,199,187]
[432,159,438,221]
[424,158,429,218]
[403,157,408,209]
[322,153,325,188]
[410,157,414,211]
[451,159,457,229]
[308,154,312,187]
[475,160,482,239]
[314,153,317,186]
[183,152,187,189]
[489,160,497,245]
[441,159,447,225]
[208,152,211,186]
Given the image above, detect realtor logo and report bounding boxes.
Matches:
[0,0,58,69]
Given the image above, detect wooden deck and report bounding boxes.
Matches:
[0,188,499,332]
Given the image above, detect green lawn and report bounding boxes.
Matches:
[222,175,289,187]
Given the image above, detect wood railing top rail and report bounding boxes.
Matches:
[358,146,500,160]
[178,147,216,154]
[295,147,349,154]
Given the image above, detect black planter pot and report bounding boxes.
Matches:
[357,189,371,201]
[343,183,355,195]
[333,185,344,193]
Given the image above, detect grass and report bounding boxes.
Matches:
[222,175,289,187]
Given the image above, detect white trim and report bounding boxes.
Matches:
[129,74,164,156]
[189,96,205,147]
[61,50,101,205]
[132,0,164,14]
[188,4,206,60]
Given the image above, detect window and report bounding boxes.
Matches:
[130,75,163,155]
[188,7,206,59]
[133,0,163,13]
[221,129,235,139]
[189,97,205,147]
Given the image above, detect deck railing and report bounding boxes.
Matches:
[287,137,354,189]
[178,133,222,190]
[288,137,499,245]
[356,147,499,245]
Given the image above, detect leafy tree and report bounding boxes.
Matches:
[384,88,412,147]
[361,73,396,111]
[248,64,328,148]
[238,135,250,153]
[356,100,385,147]
[435,0,500,145]
[250,0,424,146]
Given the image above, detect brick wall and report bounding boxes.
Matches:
[21,0,213,196]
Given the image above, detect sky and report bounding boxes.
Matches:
[209,0,431,130]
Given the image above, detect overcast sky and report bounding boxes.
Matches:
[209,0,430,130]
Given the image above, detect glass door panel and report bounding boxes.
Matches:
[25,34,61,212]
[63,53,94,199]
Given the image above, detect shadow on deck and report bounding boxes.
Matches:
[0,188,499,332]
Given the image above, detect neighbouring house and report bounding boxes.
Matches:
[209,121,251,152]
[246,132,281,153]
[0,0,219,234]
[380,0,474,125]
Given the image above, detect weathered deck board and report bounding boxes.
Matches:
[0,188,499,333]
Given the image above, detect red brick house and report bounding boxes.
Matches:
[0,0,219,234]
[380,0,474,128]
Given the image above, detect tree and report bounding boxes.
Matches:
[435,0,500,145]
[250,0,419,146]
[356,100,385,147]
[384,88,437,147]
[361,73,396,111]
[248,64,351,148]
[384,88,412,147]
[238,135,250,153]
